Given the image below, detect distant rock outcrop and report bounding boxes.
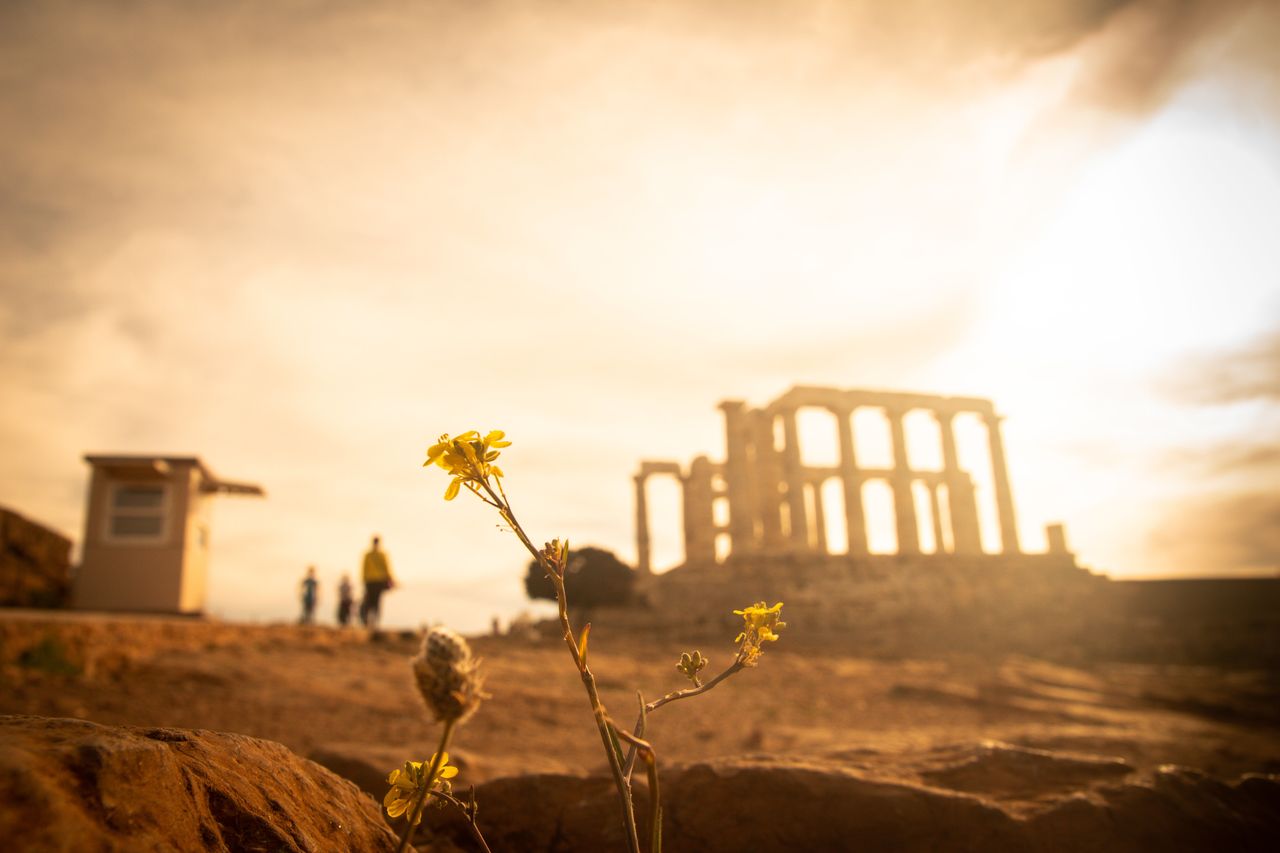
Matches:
[0,506,72,609]
[0,715,398,852]
[420,747,1280,852]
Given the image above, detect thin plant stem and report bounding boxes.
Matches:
[423,789,494,853]
[647,660,745,714]
[396,717,457,853]
[477,478,643,853]
[623,660,745,780]
[616,727,662,853]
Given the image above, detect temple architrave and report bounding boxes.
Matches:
[635,386,1068,572]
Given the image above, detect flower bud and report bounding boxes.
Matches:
[676,650,709,682]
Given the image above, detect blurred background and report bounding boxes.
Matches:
[1,0,1277,632]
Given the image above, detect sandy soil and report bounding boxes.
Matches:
[3,612,1278,802]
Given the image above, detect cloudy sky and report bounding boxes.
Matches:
[2,0,1277,631]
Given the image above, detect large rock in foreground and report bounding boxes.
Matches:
[8,715,1276,852]
[0,715,399,852]
[422,748,1280,852]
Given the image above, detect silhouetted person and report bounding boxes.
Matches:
[336,573,354,627]
[359,536,395,630]
[299,566,318,625]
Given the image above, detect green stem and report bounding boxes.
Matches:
[426,789,494,853]
[623,661,744,780]
[477,479,642,853]
[617,728,662,853]
[396,717,457,853]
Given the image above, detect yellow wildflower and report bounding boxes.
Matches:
[733,601,785,667]
[383,753,460,824]
[423,430,511,500]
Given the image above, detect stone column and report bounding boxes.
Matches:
[984,413,1020,554]
[751,409,786,550]
[935,410,981,555]
[718,401,755,554]
[956,472,982,552]
[634,474,651,574]
[1045,522,1068,554]
[887,407,920,555]
[781,408,809,551]
[810,480,827,553]
[683,456,717,564]
[928,482,945,554]
[836,407,868,555]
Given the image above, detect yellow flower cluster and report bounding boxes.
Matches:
[424,430,511,500]
[733,601,785,667]
[383,754,459,825]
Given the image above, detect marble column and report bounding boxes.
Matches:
[751,409,785,550]
[836,407,869,555]
[634,474,651,574]
[887,407,920,555]
[935,410,981,555]
[984,413,1020,554]
[956,472,982,553]
[1045,522,1068,554]
[683,456,717,564]
[718,401,755,554]
[781,408,810,551]
[928,482,945,554]
[810,480,827,553]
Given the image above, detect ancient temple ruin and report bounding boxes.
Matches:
[635,386,1069,571]
[625,386,1276,662]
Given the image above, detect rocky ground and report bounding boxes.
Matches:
[1,611,1278,850]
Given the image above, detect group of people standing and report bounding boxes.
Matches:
[298,535,397,629]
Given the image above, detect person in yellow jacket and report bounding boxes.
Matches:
[359,535,396,630]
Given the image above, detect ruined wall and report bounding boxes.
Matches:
[628,552,1102,657]
[610,559,1280,667]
